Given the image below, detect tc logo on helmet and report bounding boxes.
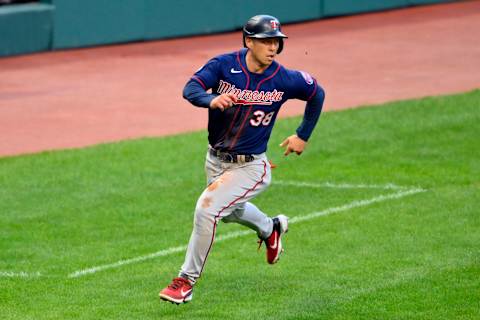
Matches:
[270,20,279,30]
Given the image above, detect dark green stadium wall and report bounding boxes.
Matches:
[144,0,322,40]
[41,0,145,49]
[408,0,452,3]
[322,0,453,16]
[323,0,409,16]
[0,0,454,57]
[237,0,323,25]
[144,0,237,40]
[0,3,53,56]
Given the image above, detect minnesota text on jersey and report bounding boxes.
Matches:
[217,80,284,106]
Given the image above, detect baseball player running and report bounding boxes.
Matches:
[159,14,325,304]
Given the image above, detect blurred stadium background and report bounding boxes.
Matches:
[0,0,453,57]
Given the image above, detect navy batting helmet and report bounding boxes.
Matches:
[243,15,288,54]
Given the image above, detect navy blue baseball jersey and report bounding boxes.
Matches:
[183,48,324,155]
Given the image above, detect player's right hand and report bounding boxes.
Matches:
[210,93,238,111]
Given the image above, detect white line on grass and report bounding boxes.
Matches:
[67,230,253,279]
[275,180,413,190]
[0,271,42,278]
[68,187,426,278]
[289,188,426,224]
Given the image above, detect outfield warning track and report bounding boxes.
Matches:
[0,1,479,157]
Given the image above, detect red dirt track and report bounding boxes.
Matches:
[0,1,479,157]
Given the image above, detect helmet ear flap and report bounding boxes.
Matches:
[243,34,247,48]
[277,39,284,54]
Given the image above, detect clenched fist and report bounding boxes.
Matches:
[210,93,238,111]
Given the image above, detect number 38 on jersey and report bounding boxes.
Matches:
[250,110,275,127]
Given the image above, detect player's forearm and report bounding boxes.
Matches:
[182,79,216,108]
[296,86,325,141]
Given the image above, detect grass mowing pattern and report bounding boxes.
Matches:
[1,90,479,319]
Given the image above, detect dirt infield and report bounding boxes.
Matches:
[0,1,479,157]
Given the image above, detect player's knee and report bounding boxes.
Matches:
[222,204,245,224]
[193,208,214,234]
[193,198,218,233]
[264,167,272,187]
[221,212,239,224]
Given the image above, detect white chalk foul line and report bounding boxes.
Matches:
[289,187,426,224]
[275,180,413,190]
[67,230,253,279]
[68,187,426,279]
[0,271,42,278]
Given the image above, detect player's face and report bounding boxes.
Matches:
[247,38,280,67]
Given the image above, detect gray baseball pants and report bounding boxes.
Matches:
[179,149,274,284]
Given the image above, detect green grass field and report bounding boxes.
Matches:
[1,90,479,319]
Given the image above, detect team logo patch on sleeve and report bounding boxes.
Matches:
[299,71,314,85]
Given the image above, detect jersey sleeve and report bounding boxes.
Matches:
[295,86,325,141]
[183,79,215,108]
[191,57,222,90]
[287,70,318,101]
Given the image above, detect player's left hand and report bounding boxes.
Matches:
[279,135,307,156]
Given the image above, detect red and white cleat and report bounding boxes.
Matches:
[259,215,289,264]
[159,277,193,305]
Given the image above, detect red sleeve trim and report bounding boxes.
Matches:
[192,76,207,90]
[307,79,318,101]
